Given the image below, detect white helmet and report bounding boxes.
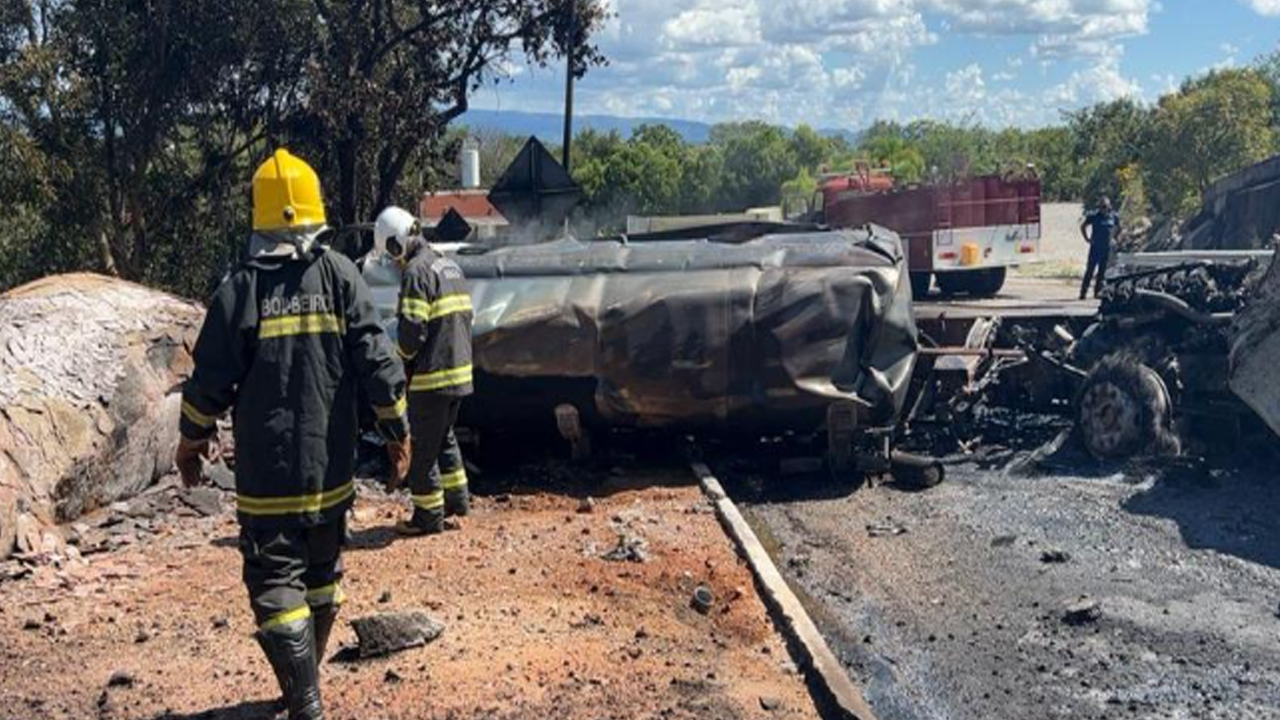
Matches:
[373,206,420,260]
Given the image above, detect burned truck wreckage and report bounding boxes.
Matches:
[366,223,923,468]
[901,249,1280,466]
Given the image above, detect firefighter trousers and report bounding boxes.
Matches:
[239,517,346,630]
[406,394,467,522]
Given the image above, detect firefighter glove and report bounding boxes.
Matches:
[386,438,412,490]
[176,436,211,488]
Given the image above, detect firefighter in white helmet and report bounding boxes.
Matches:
[374,206,474,535]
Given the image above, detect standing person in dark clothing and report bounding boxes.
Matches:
[372,206,475,537]
[1080,196,1121,299]
[174,149,411,720]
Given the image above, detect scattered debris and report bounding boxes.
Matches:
[1062,599,1103,626]
[350,611,445,659]
[691,586,715,615]
[602,532,650,563]
[866,520,908,538]
[1040,549,1071,564]
[205,461,236,492]
[179,487,223,517]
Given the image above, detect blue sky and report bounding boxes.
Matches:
[471,0,1280,129]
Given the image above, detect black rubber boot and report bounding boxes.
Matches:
[311,604,339,665]
[255,617,324,720]
[444,489,470,518]
[395,508,444,537]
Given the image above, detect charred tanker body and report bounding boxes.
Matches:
[365,223,921,463]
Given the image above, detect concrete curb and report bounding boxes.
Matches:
[692,461,880,720]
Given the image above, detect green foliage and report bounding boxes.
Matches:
[780,167,819,216]
[1065,98,1150,206]
[572,120,848,232]
[0,0,607,297]
[852,119,1080,199]
[717,123,799,210]
[861,134,925,184]
[1142,69,1277,216]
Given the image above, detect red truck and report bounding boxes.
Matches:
[816,168,1042,297]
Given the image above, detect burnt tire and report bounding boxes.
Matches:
[1076,355,1180,461]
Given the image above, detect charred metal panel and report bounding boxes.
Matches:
[444,226,918,433]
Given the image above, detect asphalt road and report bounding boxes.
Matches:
[719,447,1280,720]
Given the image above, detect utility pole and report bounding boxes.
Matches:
[562,0,576,173]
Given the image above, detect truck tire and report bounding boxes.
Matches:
[936,268,1007,297]
[1076,354,1180,460]
[967,267,1006,297]
[909,272,932,299]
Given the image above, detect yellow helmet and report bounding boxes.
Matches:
[252,148,327,232]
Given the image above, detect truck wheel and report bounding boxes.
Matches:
[936,268,1007,297]
[935,272,967,296]
[909,272,932,299]
[1076,355,1179,460]
[967,267,1006,297]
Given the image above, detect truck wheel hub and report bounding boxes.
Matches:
[1080,381,1139,456]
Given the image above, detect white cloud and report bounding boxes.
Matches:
[927,0,1152,56]
[946,63,986,104]
[473,0,1159,129]
[662,3,760,48]
[1046,54,1142,106]
[1241,0,1280,16]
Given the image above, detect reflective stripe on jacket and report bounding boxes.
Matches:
[180,246,408,529]
[396,241,474,397]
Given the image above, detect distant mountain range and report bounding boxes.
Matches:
[459,109,855,145]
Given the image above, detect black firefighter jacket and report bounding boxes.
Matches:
[179,245,408,529]
[396,241,474,397]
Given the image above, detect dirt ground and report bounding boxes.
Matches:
[0,463,819,720]
[726,447,1280,720]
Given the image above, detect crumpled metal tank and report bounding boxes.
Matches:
[363,223,919,434]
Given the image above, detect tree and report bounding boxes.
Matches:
[715,123,798,210]
[1141,69,1277,216]
[0,0,608,296]
[301,0,608,227]
[780,166,818,216]
[790,124,830,171]
[861,135,925,184]
[1066,98,1150,207]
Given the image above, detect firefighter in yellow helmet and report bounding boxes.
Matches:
[373,206,474,536]
[175,149,412,719]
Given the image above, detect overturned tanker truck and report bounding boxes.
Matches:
[366,223,922,469]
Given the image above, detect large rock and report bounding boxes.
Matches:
[0,274,203,559]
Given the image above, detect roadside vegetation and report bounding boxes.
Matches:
[1,0,1277,299]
